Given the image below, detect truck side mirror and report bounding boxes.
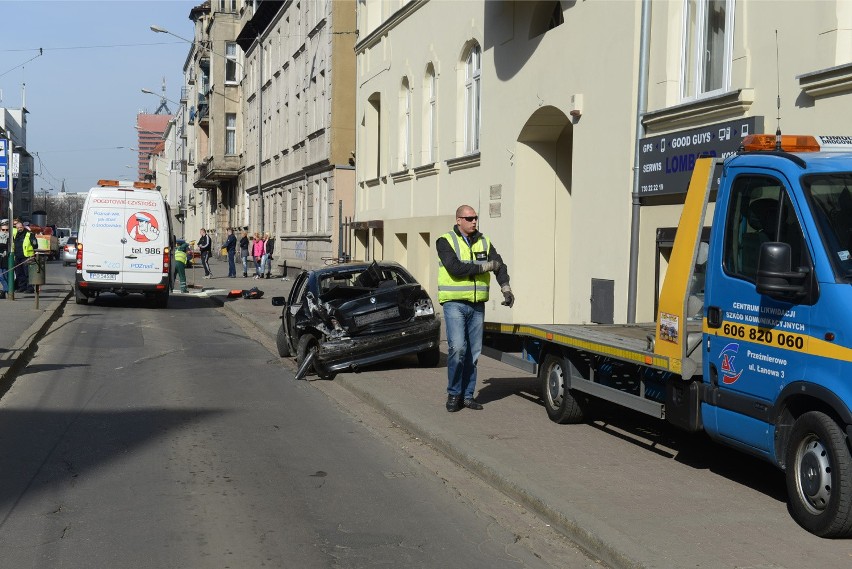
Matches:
[755,242,808,299]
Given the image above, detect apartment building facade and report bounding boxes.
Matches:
[183,0,244,243]
[237,0,357,273]
[354,0,852,325]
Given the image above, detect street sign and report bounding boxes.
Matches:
[0,139,7,191]
[637,117,764,196]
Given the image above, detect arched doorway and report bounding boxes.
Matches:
[514,106,573,324]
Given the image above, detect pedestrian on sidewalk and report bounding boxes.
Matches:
[0,221,9,299]
[436,204,514,412]
[12,219,38,294]
[174,241,190,293]
[252,232,265,279]
[264,232,275,278]
[222,227,237,278]
[198,228,212,279]
[239,230,250,277]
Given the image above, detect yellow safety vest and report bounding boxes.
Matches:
[12,228,35,257]
[174,249,188,264]
[437,231,491,304]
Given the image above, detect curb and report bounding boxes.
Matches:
[334,374,646,569]
[0,286,74,399]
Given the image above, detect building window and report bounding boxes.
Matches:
[427,65,437,164]
[225,42,239,83]
[367,93,382,179]
[464,43,481,154]
[225,113,236,155]
[399,77,411,170]
[682,0,734,101]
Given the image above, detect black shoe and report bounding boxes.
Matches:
[463,398,483,410]
[446,395,463,412]
[0,291,5,299]
[243,273,248,277]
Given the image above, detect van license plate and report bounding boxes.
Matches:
[88,272,117,281]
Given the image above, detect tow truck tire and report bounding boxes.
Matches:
[296,334,336,381]
[785,411,852,538]
[74,285,88,305]
[540,353,584,424]
[276,324,291,357]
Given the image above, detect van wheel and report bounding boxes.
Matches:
[153,291,169,309]
[74,285,88,305]
[296,334,335,380]
[540,353,585,424]
[276,324,291,357]
[785,411,852,537]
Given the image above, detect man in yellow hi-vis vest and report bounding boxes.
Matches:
[436,205,513,412]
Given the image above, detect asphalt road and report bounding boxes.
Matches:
[0,287,600,568]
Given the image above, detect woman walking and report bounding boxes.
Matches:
[252,232,265,279]
[239,230,250,277]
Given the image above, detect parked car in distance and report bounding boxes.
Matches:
[60,237,78,266]
[271,260,442,380]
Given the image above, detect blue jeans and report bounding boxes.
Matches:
[443,301,485,399]
[227,250,236,277]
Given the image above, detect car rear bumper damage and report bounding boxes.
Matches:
[317,317,441,374]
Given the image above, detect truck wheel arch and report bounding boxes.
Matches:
[774,382,852,469]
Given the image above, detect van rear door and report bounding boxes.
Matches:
[80,190,126,284]
[122,192,167,285]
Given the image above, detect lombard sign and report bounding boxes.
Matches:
[638,117,763,196]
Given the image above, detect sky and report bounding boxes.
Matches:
[0,0,198,194]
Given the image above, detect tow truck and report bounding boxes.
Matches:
[483,134,852,537]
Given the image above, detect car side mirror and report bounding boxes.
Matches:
[271,296,286,307]
[755,242,808,299]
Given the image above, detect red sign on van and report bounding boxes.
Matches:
[126,212,160,243]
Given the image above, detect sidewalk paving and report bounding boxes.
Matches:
[5,258,852,568]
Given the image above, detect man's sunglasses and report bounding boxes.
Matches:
[459,216,478,222]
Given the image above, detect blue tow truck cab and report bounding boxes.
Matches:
[482,134,852,538]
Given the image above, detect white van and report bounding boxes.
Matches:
[75,180,174,307]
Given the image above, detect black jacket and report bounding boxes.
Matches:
[198,234,211,253]
[436,225,510,288]
[239,236,249,251]
[223,234,237,252]
[265,237,275,255]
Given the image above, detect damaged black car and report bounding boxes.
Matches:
[271,261,442,380]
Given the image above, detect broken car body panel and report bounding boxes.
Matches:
[272,261,441,378]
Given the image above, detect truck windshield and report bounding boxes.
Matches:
[803,173,852,281]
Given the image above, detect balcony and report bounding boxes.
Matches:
[197,94,209,125]
[193,155,240,189]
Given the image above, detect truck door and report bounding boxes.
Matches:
[705,172,814,454]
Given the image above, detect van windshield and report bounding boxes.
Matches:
[802,173,852,281]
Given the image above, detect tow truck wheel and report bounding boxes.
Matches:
[540,353,584,424]
[296,334,336,381]
[785,411,852,538]
[276,324,291,357]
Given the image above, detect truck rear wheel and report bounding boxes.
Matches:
[74,285,88,305]
[785,411,852,537]
[540,353,585,424]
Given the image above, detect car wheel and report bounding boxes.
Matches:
[417,346,440,367]
[785,411,852,537]
[540,353,585,424]
[296,334,336,380]
[74,284,88,305]
[276,324,291,357]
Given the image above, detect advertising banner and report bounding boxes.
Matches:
[638,117,763,196]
